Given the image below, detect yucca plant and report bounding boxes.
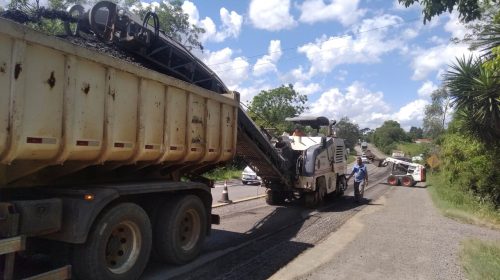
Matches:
[444,56,500,145]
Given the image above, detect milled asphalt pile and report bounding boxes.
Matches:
[270,184,500,280]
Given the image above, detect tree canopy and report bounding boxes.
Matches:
[398,0,498,23]
[335,117,360,150]
[423,86,451,139]
[5,0,205,50]
[371,120,409,154]
[247,84,308,134]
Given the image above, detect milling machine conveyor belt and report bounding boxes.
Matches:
[236,108,294,190]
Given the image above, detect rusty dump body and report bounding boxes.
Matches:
[0,17,239,188]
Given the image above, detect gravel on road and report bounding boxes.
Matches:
[271,184,500,280]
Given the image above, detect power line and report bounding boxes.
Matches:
[210,17,422,75]
[204,16,421,69]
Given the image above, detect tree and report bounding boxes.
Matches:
[398,0,498,23]
[247,84,308,134]
[5,0,206,51]
[423,86,452,139]
[133,0,205,51]
[444,56,500,145]
[335,117,360,150]
[371,120,408,154]
[407,126,423,140]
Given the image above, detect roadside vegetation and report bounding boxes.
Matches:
[428,173,500,228]
[397,1,500,274]
[203,166,242,181]
[460,239,500,280]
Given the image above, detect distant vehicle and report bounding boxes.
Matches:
[361,142,368,151]
[391,150,405,158]
[361,155,370,164]
[241,166,262,185]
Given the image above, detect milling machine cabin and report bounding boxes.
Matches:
[266,117,349,208]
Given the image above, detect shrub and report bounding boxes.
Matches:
[440,133,500,206]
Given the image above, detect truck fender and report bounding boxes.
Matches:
[43,188,120,244]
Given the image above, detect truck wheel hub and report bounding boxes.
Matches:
[105,221,141,274]
[179,209,200,251]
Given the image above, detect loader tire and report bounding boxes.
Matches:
[387,175,398,186]
[153,195,207,265]
[72,203,152,280]
[401,176,414,187]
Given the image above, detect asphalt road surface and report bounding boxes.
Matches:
[142,161,389,280]
[211,180,266,205]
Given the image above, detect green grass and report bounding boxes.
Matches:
[203,166,242,181]
[427,173,500,229]
[396,142,432,157]
[460,239,500,280]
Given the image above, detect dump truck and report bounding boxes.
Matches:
[0,8,237,280]
[0,2,348,279]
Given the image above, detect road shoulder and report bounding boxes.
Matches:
[270,184,500,280]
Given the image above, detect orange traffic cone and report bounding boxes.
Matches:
[218,180,232,204]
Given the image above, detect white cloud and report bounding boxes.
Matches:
[218,8,243,41]
[307,82,429,129]
[238,84,272,104]
[411,43,471,80]
[428,36,446,44]
[182,1,242,43]
[249,0,296,31]
[298,0,365,26]
[402,28,419,40]
[253,40,283,76]
[391,99,429,129]
[392,0,407,10]
[298,14,406,77]
[182,1,199,23]
[417,81,437,98]
[294,82,321,96]
[444,12,469,40]
[200,48,250,89]
[289,66,312,81]
[308,82,390,128]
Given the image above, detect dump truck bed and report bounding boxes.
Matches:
[0,18,238,186]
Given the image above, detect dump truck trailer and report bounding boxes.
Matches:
[0,3,348,279]
[0,14,239,280]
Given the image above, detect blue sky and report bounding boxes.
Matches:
[1,0,472,130]
[169,0,472,130]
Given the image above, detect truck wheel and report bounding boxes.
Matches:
[387,175,398,186]
[72,203,152,280]
[266,189,285,205]
[153,195,207,264]
[305,191,319,208]
[336,176,346,197]
[401,176,414,187]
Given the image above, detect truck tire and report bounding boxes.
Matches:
[401,176,414,187]
[72,203,152,280]
[153,195,207,264]
[305,191,320,208]
[387,175,398,186]
[336,176,347,197]
[266,189,285,205]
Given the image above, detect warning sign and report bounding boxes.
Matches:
[427,154,440,168]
